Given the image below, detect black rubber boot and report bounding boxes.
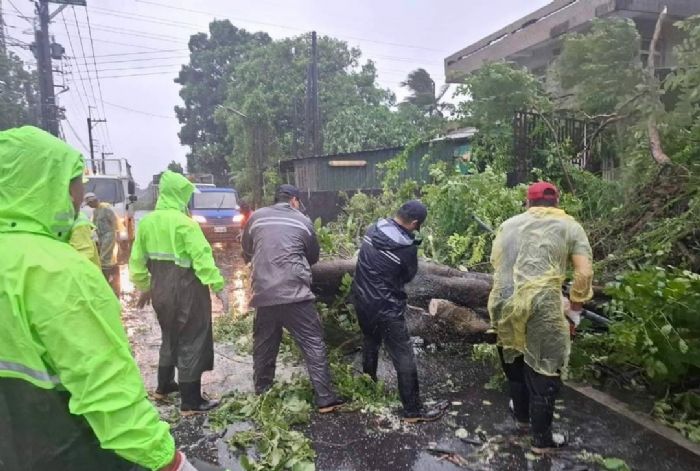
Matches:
[154,366,178,400]
[508,381,530,430]
[180,380,219,416]
[402,400,449,424]
[530,396,566,453]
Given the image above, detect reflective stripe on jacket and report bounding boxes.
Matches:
[242,203,319,308]
[129,170,224,293]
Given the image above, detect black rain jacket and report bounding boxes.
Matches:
[351,218,420,320]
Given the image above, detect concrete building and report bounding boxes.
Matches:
[445,0,700,81]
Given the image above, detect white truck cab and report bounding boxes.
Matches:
[83,158,137,263]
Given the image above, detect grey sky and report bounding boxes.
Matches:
[4,0,550,186]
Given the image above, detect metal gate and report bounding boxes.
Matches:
[509,111,616,186]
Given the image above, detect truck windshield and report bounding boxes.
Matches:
[192,191,237,209]
[85,178,123,205]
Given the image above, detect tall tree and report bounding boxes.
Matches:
[0,52,39,131]
[219,33,415,203]
[401,68,453,117]
[175,21,271,184]
[167,160,184,174]
[553,18,644,116]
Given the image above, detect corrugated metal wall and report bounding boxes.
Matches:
[291,140,467,191]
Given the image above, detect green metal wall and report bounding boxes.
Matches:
[291,139,468,192]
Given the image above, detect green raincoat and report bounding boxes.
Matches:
[0,126,174,470]
[129,170,224,382]
[130,170,224,293]
[488,207,593,376]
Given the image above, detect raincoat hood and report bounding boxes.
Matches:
[156,170,194,212]
[368,218,415,251]
[0,126,84,242]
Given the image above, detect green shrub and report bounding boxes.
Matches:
[604,267,700,387]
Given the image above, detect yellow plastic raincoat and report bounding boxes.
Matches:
[94,201,118,269]
[488,207,593,376]
[0,126,175,470]
[70,212,101,267]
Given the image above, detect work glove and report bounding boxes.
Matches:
[215,289,230,314]
[136,291,151,308]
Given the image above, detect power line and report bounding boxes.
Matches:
[135,0,450,54]
[95,63,184,72]
[103,100,175,119]
[96,54,188,65]
[84,6,113,151]
[72,70,180,80]
[7,0,32,25]
[61,11,96,124]
[64,117,90,154]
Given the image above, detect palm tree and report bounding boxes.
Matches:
[401,68,453,117]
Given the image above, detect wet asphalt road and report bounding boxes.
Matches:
[120,245,700,471]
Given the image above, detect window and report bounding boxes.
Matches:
[85,178,123,205]
[192,192,238,209]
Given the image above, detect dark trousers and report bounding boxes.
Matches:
[149,260,214,383]
[253,300,337,406]
[356,306,421,414]
[0,378,144,471]
[498,347,562,445]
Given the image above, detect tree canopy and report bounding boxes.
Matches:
[174,20,271,184]
[0,52,39,131]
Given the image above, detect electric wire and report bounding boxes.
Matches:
[85,6,113,151]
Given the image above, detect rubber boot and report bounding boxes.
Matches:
[180,380,219,416]
[530,396,565,453]
[154,366,178,400]
[508,381,530,431]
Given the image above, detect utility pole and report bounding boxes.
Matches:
[304,31,321,157]
[35,0,59,136]
[1,0,7,56]
[87,110,106,172]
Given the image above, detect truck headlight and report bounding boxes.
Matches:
[232,214,244,223]
[192,215,207,223]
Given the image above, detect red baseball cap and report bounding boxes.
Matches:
[527,181,559,201]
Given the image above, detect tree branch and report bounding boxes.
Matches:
[647,6,672,165]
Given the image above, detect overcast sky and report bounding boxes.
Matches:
[4,0,550,186]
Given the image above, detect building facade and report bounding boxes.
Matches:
[445,0,700,81]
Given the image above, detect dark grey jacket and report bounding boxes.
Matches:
[242,203,320,308]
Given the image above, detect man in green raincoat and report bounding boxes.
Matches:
[488,181,593,454]
[130,170,228,415]
[0,126,196,470]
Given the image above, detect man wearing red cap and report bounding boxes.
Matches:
[488,181,593,453]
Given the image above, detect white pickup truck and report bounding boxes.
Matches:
[83,158,137,263]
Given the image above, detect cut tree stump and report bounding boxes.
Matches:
[404,301,489,344]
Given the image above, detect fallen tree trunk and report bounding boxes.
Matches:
[404,301,489,344]
[311,258,493,310]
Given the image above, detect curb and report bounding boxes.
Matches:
[566,382,700,457]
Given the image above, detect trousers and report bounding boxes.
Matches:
[253,300,337,406]
[149,260,214,382]
[356,306,421,413]
[498,347,562,444]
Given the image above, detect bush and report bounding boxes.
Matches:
[421,166,524,269]
[603,267,700,387]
